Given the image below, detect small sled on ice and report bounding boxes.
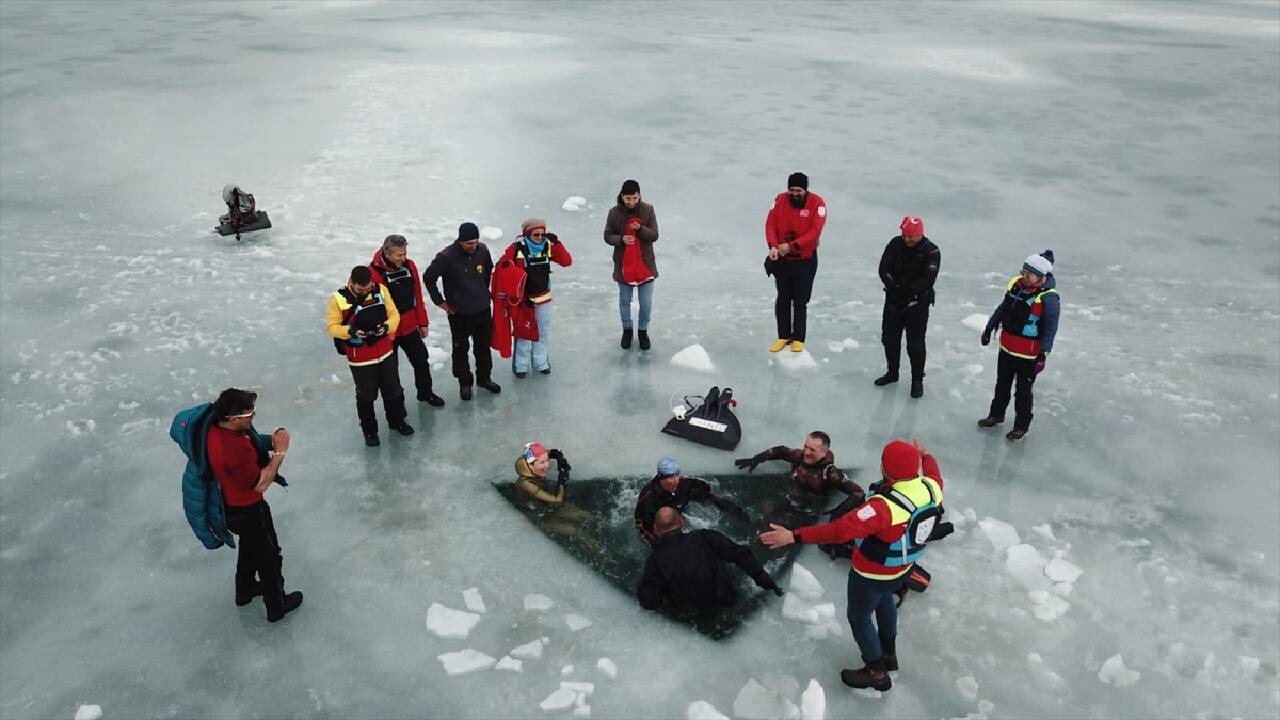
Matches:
[661,386,742,451]
[214,184,271,240]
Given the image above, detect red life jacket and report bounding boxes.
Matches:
[491,259,530,358]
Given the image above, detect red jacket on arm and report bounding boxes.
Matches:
[368,250,429,338]
[765,191,827,260]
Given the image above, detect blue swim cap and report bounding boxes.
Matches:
[657,457,680,477]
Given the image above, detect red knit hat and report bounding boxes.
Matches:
[881,440,921,481]
[900,216,924,237]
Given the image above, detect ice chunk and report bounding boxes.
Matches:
[733,678,785,720]
[826,340,845,353]
[782,593,820,624]
[1028,589,1071,621]
[596,657,618,679]
[561,664,574,675]
[480,226,503,241]
[524,593,554,611]
[540,687,578,711]
[1006,544,1050,591]
[686,701,730,720]
[1026,652,1067,692]
[561,195,587,211]
[74,706,103,720]
[962,313,989,331]
[978,699,995,715]
[561,681,595,695]
[804,624,829,640]
[842,338,859,349]
[1044,558,1083,584]
[781,698,800,719]
[812,602,835,621]
[775,350,818,371]
[671,344,715,372]
[1098,653,1140,687]
[462,587,486,614]
[565,613,593,631]
[573,705,591,717]
[978,518,1021,552]
[510,639,545,660]
[1241,655,1261,678]
[956,675,979,700]
[1031,524,1056,542]
[495,656,523,672]
[437,649,496,676]
[800,679,826,719]
[425,603,481,639]
[788,563,824,600]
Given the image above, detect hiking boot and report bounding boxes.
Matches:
[790,341,805,352]
[539,368,551,375]
[880,636,898,672]
[841,659,892,691]
[418,391,445,407]
[910,380,924,399]
[478,380,501,394]
[769,339,791,353]
[392,422,414,437]
[621,329,633,349]
[235,582,262,607]
[364,433,380,448]
[267,591,303,623]
[977,416,1004,429]
[460,385,473,401]
[1006,428,1028,442]
[638,330,651,351]
[514,372,527,379]
[874,372,899,387]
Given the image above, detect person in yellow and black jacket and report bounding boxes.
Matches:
[978,250,1060,442]
[326,266,413,447]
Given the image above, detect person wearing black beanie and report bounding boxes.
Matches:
[764,172,827,352]
[422,222,500,400]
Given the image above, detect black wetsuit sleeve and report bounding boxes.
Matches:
[764,446,792,461]
[909,244,941,299]
[637,555,665,610]
[827,466,864,502]
[634,491,655,542]
[878,240,898,292]
[704,531,774,589]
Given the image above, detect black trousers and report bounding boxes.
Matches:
[989,350,1037,430]
[774,257,818,342]
[448,312,493,387]
[350,355,406,435]
[881,300,930,380]
[394,330,434,398]
[225,500,285,616]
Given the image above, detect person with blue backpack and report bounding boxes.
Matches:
[170,388,302,623]
[760,438,944,693]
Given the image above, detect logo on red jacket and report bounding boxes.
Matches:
[799,209,810,218]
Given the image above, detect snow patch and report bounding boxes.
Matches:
[671,344,715,372]
[1098,653,1140,687]
[425,603,481,639]
[561,196,588,211]
[524,593,554,611]
[480,226,503,241]
[437,649,496,676]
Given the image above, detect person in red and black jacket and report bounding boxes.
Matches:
[369,235,444,407]
[764,171,827,353]
[761,438,944,693]
[634,457,751,543]
[205,388,303,623]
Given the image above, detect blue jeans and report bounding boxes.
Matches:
[846,569,899,664]
[618,281,654,331]
[513,302,552,374]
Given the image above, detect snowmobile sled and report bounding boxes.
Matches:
[495,472,810,639]
[215,184,271,240]
[661,386,742,451]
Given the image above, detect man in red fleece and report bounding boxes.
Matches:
[761,437,944,692]
[764,171,827,353]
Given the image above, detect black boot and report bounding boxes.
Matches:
[910,380,924,399]
[235,581,262,607]
[364,433,380,447]
[621,329,633,349]
[840,659,892,691]
[418,390,445,407]
[267,591,303,623]
[638,330,651,351]
[460,385,473,401]
[477,380,502,394]
[880,636,898,672]
[392,421,414,437]
[874,372,899,387]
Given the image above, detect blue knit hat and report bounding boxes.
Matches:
[657,457,680,477]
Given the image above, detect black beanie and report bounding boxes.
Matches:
[787,172,809,190]
[457,222,480,242]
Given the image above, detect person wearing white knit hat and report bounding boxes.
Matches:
[977,250,1061,442]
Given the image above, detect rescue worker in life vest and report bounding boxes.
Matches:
[369,234,445,407]
[978,250,1060,442]
[760,438,945,693]
[638,506,783,613]
[326,265,413,447]
[635,457,752,543]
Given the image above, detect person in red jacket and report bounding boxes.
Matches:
[761,437,944,693]
[764,172,827,353]
[369,234,444,407]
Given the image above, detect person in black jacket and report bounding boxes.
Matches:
[875,216,940,398]
[634,457,751,543]
[422,222,501,401]
[637,507,783,612]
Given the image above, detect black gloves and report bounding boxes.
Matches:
[734,451,769,473]
[980,329,992,346]
[548,448,570,471]
[762,580,784,597]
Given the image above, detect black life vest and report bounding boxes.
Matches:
[332,286,388,354]
[377,256,417,314]
[515,239,552,297]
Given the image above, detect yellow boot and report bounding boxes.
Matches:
[790,341,805,352]
[769,338,791,353]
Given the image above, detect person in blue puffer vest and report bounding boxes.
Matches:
[171,388,302,622]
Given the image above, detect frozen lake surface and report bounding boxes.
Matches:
[2,1,1278,718]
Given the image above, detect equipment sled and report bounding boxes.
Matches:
[661,386,742,451]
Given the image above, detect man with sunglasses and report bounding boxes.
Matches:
[765,172,827,353]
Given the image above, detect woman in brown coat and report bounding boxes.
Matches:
[603,179,660,350]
